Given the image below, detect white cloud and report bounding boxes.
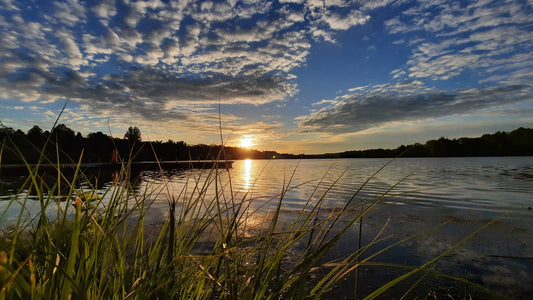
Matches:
[386,0,533,84]
[123,0,166,28]
[59,34,85,68]
[91,0,117,26]
[359,0,397,11]
[53,0,87,26]
[0,0,19,10]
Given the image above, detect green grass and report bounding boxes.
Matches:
[0,132,502,300]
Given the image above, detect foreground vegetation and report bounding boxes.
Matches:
[0,122,504,299]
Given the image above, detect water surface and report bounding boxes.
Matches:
[1,157,532,298]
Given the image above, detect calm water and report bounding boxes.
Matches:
[1,157,532,298]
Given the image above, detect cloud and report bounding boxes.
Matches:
[91,0,117,26]
[60,106,285,146]
[0,0,371,113]
[386,0,533,84]
[4,0,529,150]
[0,62,297,121]
[297,82,533,133]
[359,0,400,11]
[317,9,370,30]
[53,0,87,27]
[0,0,378,145]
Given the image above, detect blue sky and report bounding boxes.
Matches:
[1,0,532,153]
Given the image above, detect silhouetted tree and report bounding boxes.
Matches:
[52,124,75,140]
[86,132,113,162]
[27,125,43,139]
[124,126,141,145]
[2,125,533,166]
[0,127,15,140]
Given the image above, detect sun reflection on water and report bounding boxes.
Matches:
[243,159,252,190]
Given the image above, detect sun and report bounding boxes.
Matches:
[240,135,255,148]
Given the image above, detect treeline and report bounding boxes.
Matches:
[0,124,281,164]
[298,127,533,159]
[1,125,532,165]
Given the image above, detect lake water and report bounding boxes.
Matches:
[1,157,532,298]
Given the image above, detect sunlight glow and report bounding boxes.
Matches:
[240,135,255,148]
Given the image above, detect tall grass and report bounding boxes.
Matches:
[0,132,500,299]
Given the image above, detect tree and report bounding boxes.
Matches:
[0,127,15,139]
[52,124,75,142]
[124,126,141,145]
[27,125,43,137]
[27,125,45,148]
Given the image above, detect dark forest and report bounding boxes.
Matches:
[1,125,532,165]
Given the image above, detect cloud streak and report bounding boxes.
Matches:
[298,83,533,133]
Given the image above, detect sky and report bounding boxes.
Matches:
[0,0,532,154]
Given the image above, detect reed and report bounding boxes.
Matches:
[0,129,500,299]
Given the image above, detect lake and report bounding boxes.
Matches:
[1,157,532,298]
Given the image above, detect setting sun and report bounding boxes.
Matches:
[240,135,255,148]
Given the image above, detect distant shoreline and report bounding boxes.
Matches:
[1,126,532,163]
